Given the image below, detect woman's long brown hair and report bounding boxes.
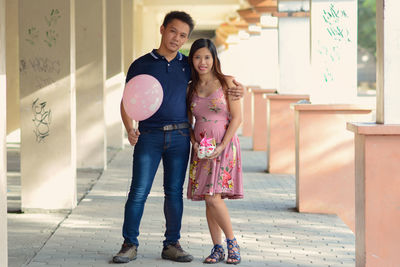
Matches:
[187,38,228,111]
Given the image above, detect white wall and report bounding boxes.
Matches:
[310,0,358,103]
[220,29,278,89]
[278,17,310,94]
[19,0,77,210]
[376,0,400,124]
[0,0,8,263]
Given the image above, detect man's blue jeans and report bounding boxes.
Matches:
[122,127,190,247]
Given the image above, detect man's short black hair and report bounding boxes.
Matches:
[162,11,195,35]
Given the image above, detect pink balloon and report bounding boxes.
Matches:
[122,74,163,121]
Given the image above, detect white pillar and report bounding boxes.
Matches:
[348,2,400,266]
[0,0,8,264]
[220,30,278,89]
[123,0,134,73]
[19,0,77,210]
[133,0,144,59]
[310,0,358,103]
[106,0,124,148]
[376,0,400,124]
[277,15,310,94]
[6,0,20,134]
[76,0,107,168]
[255,30,279,89]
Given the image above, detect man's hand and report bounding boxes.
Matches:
[128,128,140,146]
[192,142,199,155]
[226,79,245,100]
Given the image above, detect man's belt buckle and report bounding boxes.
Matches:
[162,124,177,131]
[162,123,189,131]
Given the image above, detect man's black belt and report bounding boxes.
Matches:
[161,122,191,131]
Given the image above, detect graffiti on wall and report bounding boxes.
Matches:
[317,3,352,83]
[25,9,61,47]
[32,98,52,143]
[20,57,61,74]
[25,27,39,45]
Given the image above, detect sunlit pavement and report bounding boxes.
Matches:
[8,136,355,267]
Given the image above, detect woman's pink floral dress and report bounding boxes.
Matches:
[187,87,243,201]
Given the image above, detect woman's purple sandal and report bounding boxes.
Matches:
[226,238,241,265]
[203,244,225,264]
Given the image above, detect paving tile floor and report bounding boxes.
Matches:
[7,137,355,267]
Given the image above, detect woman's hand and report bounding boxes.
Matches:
[128,128,140,146]
[207,145,225,159]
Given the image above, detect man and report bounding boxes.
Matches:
[113,11,243,263]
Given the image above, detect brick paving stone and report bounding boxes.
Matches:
[8,137,356,267]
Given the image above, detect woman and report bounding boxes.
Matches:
[187,38,243,264]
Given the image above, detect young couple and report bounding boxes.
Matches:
[114,11,243,265]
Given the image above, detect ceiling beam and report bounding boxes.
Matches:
[237,8,260,23]
[254,6,278,13]
[247,0,277,7]
[272,11,310,17]
[143,0,242,6]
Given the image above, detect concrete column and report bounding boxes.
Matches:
[76,0,106,169]
[242,86,259,137]
[347,123,400,267]
[254,30,279,89]
[310,0,358,103]
[346,1,400,266]
[0,0,8,264]
[266,94,309,174]
[220,42,244,81]
[376,0,400,124]
[277,15,310,94]
[220,30,278,89]
[294,104,372,232]
[138,6,163,59]
[6,0,20,135]
[106,0,124,148]
[123,0,134,73]
[133,0,144,59]
[252,89,277,151]
[19,0,77,210]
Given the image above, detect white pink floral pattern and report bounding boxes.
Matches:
[187,88,243,201]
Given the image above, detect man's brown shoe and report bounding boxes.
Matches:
[161,242,194,262]
[112,243,137,263]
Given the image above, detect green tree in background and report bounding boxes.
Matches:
[179,48,189,56]
[358,0,376,55]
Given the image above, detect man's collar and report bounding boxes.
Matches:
[151,49,183,61]
[150,50,159,59]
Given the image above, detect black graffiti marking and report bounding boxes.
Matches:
[20,58,61,74]
[32,98,52,143]
[29,57,61,74]
[19,59,27,73]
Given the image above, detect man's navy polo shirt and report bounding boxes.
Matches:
[125,49,191,129]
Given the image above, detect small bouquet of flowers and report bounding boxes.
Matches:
[197,136,216,159]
